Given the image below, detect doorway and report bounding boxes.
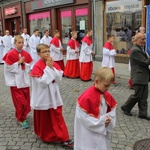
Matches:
[5,17,21,36]
[59,6,89,50]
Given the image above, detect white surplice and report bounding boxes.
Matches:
[40,35,52,46]
[2,35,12,55]
[21,33,30,54]
[29,34,40,68]
[11,37,15,49]
[79,42,93,62]
[30,66,63,110]
[74,96,116,150]
[4,62,31,88]
[101,47,117,68]
[0,36,4,63]
[50,41,63,61]
[66,41,79,60]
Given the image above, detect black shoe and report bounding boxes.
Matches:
[138,115,150,121]
[121,106,132,116]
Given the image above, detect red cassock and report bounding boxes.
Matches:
[50,37,65,71]
[3,49,33,122]
[104,41,116,83]
[80,62,93,81]
[80,36,93,81]
[64,39,80,78]
[78,85,117,118]
[30,60,69,142]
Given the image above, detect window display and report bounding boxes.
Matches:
[106,0,142,52]
[75,8,88,43]
[29,11,51,38]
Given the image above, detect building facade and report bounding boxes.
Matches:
[0,0,149,55]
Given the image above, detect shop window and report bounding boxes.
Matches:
[29,11,51,38]
[75,8,88,43]
[61,10,72,49]
[106,0,142,52]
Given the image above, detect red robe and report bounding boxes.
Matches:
[78,85,117,118]
[64,39,80,78]
[30,59,69,142]
[3,49,33,122]
[50,37,65,71]
[80,36,93,81]
[82,35,93,46]
[50,37,60,47]
[103,41,116,83]
[104,41,114,50]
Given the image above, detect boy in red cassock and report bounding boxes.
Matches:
[64,31,80,78]
[74,67,117,150]
[3,35,33,129]
[50,30,65,71]
[30,44,73,148]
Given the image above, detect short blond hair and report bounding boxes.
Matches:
[14,35,24,43]
[36,44,49,53]
[71,31,77,36]
[94,67,114,82]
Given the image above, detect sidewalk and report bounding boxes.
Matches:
[0,61,149,150]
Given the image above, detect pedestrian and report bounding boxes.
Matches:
[121,32,150,120]
[102,34,117,84]
[29,29,40,69]
[74,67,117,150]
[50,30,65,71]
[30,44,73,148]
[40,29,52,46]
[64,31,80,78]
[2,35,33,128]
[21,27,30,54]
[79,28,94,81]
[2,30,12,56]
[127,36,136,89]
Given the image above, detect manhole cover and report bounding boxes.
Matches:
[134,138,150,150]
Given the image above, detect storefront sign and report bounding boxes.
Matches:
[5,7,17,15]
[32,0,74,10]
[106,1,142,13]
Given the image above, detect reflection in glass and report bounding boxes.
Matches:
[0,21,2,36]
[106,0,142,52]
[29,12,51,38]
[75,8,88,44]
[61,10,72,50]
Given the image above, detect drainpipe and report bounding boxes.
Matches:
[93,0,96,59]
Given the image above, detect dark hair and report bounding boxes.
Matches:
[53,30,60,35]
[107,34,114,40]
[86,28,92,34]
[33,29,39,33]
[44,29,49,33]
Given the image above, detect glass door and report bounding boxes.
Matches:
[28,11,51,38]
[60,10,72,49]
[75,8,88,43]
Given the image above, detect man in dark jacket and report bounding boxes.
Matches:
[121,32,150,120]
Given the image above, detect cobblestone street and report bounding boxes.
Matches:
[0,61,150,150]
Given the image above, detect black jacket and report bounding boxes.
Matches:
[130,44,150,85]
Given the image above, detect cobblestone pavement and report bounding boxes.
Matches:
[0,61,150,150]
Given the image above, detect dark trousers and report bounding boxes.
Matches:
[123,84,148,116]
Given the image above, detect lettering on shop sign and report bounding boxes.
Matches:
[106,2,141,13]
[5,7,17,16]
[32,0,74,10]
